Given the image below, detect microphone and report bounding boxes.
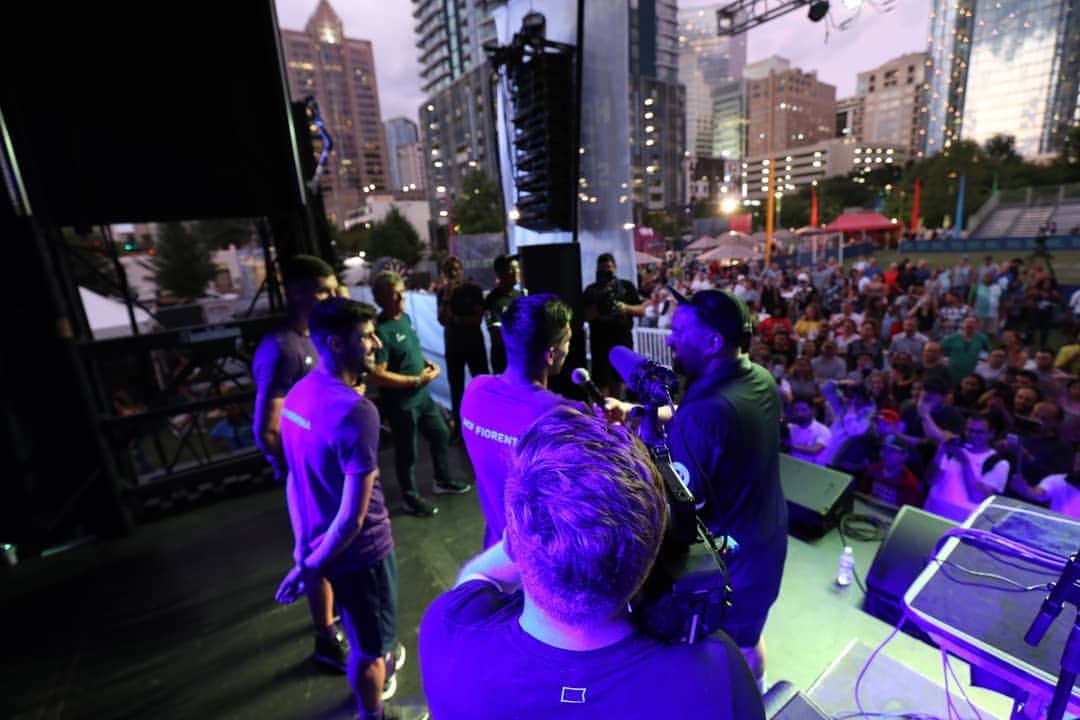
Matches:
[571,367,605,408]
[609,346,678,405]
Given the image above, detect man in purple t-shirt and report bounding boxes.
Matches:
[420,408,763,719]
[252,255,348,671]
[460,293,580,548]
[275,298,404,720]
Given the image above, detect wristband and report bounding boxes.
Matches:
[414,375,422,388]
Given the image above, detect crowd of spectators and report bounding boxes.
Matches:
[636,250,1080,522]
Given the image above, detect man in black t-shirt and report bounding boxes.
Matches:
[582,253,644,397]
[482,254,525,373]
[420,408,763,719]
[437,256,488,433]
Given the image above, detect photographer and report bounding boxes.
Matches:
[924,414,1010,522]
[583,253,644,397]
[419,407,764,719]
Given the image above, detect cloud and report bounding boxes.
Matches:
[275,0,425,123]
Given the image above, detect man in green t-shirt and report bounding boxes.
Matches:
[370,271,471,517]
[941,316,992,384]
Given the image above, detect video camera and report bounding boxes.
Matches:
[610,347,733,645]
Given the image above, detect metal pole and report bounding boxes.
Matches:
[765,71,775,268]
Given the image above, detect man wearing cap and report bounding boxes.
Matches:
[662,289,787,691]
[858,433,922,507]
[483,254,524,373]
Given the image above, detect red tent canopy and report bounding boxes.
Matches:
[824,212,901,233]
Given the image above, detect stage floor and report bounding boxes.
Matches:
[2,442,1015,719]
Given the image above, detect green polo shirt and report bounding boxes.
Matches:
[376,313,428,410]
[941,331,991,381]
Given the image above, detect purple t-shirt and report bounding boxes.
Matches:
[252,326,317,478]
[419,580,764,720]
[281,369,392,576]
[460,375,580,548]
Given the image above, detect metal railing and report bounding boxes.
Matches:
[633,327,673,368]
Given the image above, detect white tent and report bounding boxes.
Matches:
[79,286,156,339]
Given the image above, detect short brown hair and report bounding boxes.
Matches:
[505,407,666,624]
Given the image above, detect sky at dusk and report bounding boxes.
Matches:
[275,0,932,124]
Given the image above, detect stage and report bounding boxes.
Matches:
[2,442,1016,719]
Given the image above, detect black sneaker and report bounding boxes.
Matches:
[402,494,439,517]
[312,627,349,673]
[433,479,472,495]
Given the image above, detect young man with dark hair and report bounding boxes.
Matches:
[273,297,406,720]
[460,293,580,548]
[252,254,347,670]
[482,253,525,373]
[419,408,763,719]
[924,414,1009,522]
[370,271,470,518]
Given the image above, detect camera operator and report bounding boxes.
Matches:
[583,253,644,397]
[610,290,786,691]
[419,407,764,719]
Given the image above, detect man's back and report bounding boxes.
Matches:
[420,580,763,720]
[461,375,576,547]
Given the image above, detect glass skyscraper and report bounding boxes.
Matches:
[922,0,1080,159]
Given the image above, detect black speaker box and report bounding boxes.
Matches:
[864,505,958,630]
[779,454,854,539]
[763,681,830,720]
[518,242,586,401]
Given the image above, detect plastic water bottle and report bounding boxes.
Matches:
[836,546,855,587]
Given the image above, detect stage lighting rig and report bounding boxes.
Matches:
[715,0,832,36]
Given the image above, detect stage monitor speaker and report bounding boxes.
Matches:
[0,1,303,225]
[779,454,854,539]
[864,505,958,631]
[763,680,830,720]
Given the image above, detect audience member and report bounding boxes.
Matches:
[923,414,1010,522]
[941,316,992,384]
[859,434,922,507]
[785,399,831,464]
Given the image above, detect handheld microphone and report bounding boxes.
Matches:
[570,367,605,408]
[609,346,678,405]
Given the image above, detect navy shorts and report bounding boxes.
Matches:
[719,532,787,648]
[329,551,398,660]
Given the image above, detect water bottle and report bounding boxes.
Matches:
[836,546,855,587]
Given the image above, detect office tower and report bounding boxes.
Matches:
[413,0,500,95]
[856,52,926,158]
[631,0,686,213]
[746,56,836,157]
[678,4,748,164]
[385,117,426,191]
[836,96,864,141]
[922,0,1079,159]
[281,0,390,227]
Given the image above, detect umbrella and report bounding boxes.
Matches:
[795,225,825,235]
[635,252,664,265]
[751,229,797,244]
[697,235,759,263]
[685,234,720,251]
[686,231,752,252]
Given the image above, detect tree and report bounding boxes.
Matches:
[336,226,372,257]
[61,228,118,298]
[983,134,1020,166]
[192,219,256,250]
[367,207,422,266]
[451,170,505,234]
[152,221,216,299]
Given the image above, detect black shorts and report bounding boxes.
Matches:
[329,551,398,660]
[719,532,788,648]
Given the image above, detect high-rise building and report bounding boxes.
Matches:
[746,57,836,157]
[922,0,1080,159]
[836,96,864,141]
[395,143,427,193]
[678,4,748,164]
[281,0,390,227]
[741,140,907,200]
[419,63,500,226]
[385,117,422,191]
[631,0,685,213]
[413,0,499,95]
[856,52,926,159]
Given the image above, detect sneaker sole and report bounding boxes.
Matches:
[381,671,397,701]
[432,484,472,495]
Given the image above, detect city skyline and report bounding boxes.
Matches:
[275,0,931,124]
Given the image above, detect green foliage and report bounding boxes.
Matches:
[151,222,216,299]
[337,226,372,257]
[61,228,117,298]
[451,170,505,234]
[367,207,422,266]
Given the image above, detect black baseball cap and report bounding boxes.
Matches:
[668,286,754,349]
